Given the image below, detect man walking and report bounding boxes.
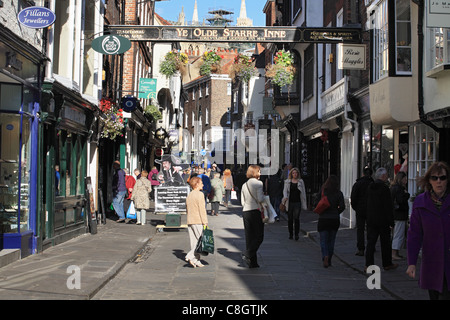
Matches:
[365,167,398,271]
[350,166,374,256]
[112,160,127,223]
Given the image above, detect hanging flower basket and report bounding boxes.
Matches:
[159,50,188,78]
[229,54,258,83]
[266,50,296,87]
[143,104,162,121]
[100,104,124,141]
[199,50,223,76]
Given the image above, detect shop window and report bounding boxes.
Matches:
[428,28,450,69]
[408,124,438,195]
[371,0,389,81]
[396,0,411,74]
[0,84,22,111]
[0,114,31,233]
[56,132,86,198]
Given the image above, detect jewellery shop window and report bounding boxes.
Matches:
[0,114,32,234]
[55,131,87,198]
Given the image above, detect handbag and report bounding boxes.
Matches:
[126,201,136,219]
[195,226,214,255]
[279,201,286,212]
[231,189,238,200]
[313,191,330,214]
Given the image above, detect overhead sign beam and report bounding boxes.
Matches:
[105,25,361,44]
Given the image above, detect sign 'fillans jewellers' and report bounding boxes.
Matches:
[17,6,56,29]
[106,26,361,44]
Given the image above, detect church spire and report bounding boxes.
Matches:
[236,0,253,26]
[192,0,199,25]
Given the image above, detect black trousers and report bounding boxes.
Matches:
[429,276,450,300]
[355,212,367,251]
[365,225,393,268]
[242,209,264,264]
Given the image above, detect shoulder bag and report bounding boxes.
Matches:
[313,190,330,214]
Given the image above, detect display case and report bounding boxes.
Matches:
[0,159,19,233]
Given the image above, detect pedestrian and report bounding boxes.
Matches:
[282,167,307,240]
[131,170,152,225]
[210,172,225,216]
[406,161,450,300]
[266,168,284,221]
[209,163,221,179]
[197,167,212,206]
[112,160,127,223]
[390,171,410,260]
[314,175,345,268]
[222,168,234,207]
[365,167,398,271]
[234,167,246,202]
[350,166,374,256]
[123,168,137,219]
[149,166,160,200]
[185,176,208,268]
[240,165,266,268]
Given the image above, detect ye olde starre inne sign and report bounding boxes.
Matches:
[105,26,361,44]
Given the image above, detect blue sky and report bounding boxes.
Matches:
[155,0,266,27]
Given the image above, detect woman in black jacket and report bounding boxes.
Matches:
[315,175,345,268]
[390,171,410,260]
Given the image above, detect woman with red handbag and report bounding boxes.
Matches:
[314,175,345,268]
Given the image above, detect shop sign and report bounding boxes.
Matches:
[138,78,157,99]
[427,0,450,28]
[91,35,131,55]
[338,44,366,70]
[17,6,56,29]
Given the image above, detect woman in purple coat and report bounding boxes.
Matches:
[407,161,450,300]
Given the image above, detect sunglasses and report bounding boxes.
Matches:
[430,175,447,181]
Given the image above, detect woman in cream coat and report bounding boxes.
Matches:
[185,176,208,268]
[282,167,307,240]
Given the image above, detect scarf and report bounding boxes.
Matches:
[430,190,448,211]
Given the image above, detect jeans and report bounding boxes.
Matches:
[355,212,367,251]
[270,195,282,216]
[319,229,338,260]
[113,190,127,219]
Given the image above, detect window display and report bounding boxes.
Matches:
[0,114,31,233]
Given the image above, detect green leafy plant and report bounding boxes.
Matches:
[199,50,223,76]
[159,50,188,78]
[266,50,296,87]
[143,104,162,121]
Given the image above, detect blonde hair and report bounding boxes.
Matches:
[189,176,202,189]
[288,167,300,180]
[246,165,261,179]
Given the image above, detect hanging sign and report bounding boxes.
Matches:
[426,0,450,28]
[138,78,157,99]
[121,95,140,112]
[337,44,366,70]
[17,6,56,29]
[91,35,132,55]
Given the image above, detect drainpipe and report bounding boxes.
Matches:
[415,0,440,132]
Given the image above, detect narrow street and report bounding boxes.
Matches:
[92,203,395,300]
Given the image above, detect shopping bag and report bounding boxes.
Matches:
[231,189,237,200]
[263,195,277,223]
[313,191,330,214]
[195,226,214,255]
[126,201,136,219]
